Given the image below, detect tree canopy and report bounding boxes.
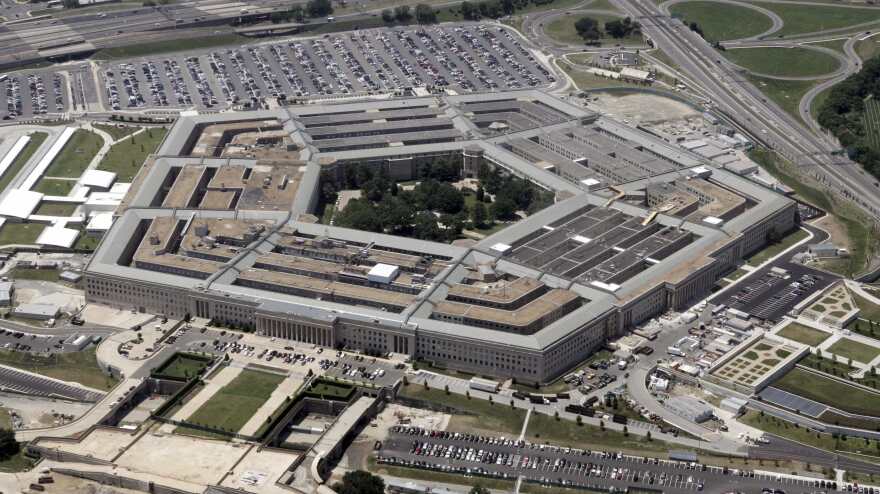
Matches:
[817,55,880,178]
[332,470,384,494]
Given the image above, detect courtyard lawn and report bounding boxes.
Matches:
[34,202,77,217]
[0,132,47,193]
[154,353,211,380]
[0,223,42,246]
[852,291,880,321]
[74,233,102,252]
[754,1,880,38]
[44,129,103,178]
[773,367,880,417]
[182,369,284,435]
[724,47,840,78]
[745,228,809,266]
[97,127,168,181]
[668,1,774,41]
[32,178,74,197]
[776,322,831,347]
[0,348,118,390]
[827,337,880,364]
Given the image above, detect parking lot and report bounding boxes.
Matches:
[717,265,833,321]
[0,70,69,120]
[378,427,831,494]
[98,23,553,111]
[324,353,404,388]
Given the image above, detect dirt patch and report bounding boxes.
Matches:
[812,215,851,250]
[589,92,699,124]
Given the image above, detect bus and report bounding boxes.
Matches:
[0,75,7,84]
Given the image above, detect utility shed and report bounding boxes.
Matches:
[0,281,13,307]
[367,263,399,284]
[13,303,60,320]
[720,396,748,415]
[665,395,714,423]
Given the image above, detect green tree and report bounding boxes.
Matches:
[0,429,19,459]
[381,8,394,22]
[575,17,601,42]
[332,470,384,494]
[306,0,333,17]
[415,3,436,23]
[471,201,488,228]
[470,484,490,494]
[491,196,517,221]
[394,4,412,20]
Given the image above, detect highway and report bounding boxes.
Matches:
[607,0,880,227]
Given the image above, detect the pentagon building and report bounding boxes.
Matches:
[84,90,796,384]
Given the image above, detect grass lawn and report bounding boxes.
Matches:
[97,127,168,181]
[399,384,526,437]
[773,367,880,416]
[827,337,880,363]
[852,291,880,321]
[45,129,103,178]
[544,14,643,46]
[740,409,880,458]
[367,457,516,491]
[0,223,43,246]
[747,75,817,126]
[93,123,141,141]
[0,348,117,390]
[754,1,880,37]
[728,268,750,280]
[0,132,47,193]
[34,202,77,217]
[557,61,640,90]
[95,33,252,59]
[724,47,840,77]
[855,36,880,61]
[74,233,102,251]
[154,353,211,380]
[527,412,670,455]
[776,322,831,347]
[32,178,74,196]
[668,1,774,41]
[749,149,876,277]
[11,268,59,282]
[745,227,808,266]
[0,450,35,473]
[182,369,284,435]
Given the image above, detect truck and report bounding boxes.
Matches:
[468,376,499,394]
[617,360,628,371]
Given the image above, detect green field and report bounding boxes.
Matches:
[827,337,880,363]
[747,75,816,126]
[544,14,643,46]
[855,36,880,61]
[749,148,876,277]
[45,129,103,178]
[864,98,880,151]
[777,322,830,347]
[93,123,141,141]
[745,227,809,266]
[400,384,526,437]
[557,61,641,90]
[10,268,59,282]
[34,202,77,217]
[773,367,880,416]
[0,223,42,246]
[33,178,74,197]
[154,353,211,380]
[754,1,880,37]
[724,47,840,77]
[852,291,880,321]
[95,33,252,59]
[668,1,774,41]
[0,348,117,390]
[741,410,880,458]
[0,132,47,193]
[182,369,284,435]
[97,127,168,181]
